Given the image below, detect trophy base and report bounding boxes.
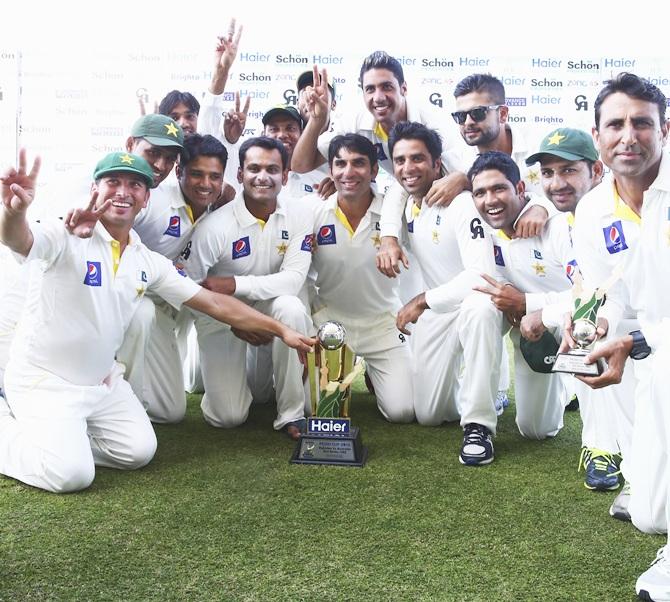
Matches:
[552,349,604,376]
[290,426,368,467]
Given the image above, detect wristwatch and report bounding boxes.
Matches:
[629,330,651,360]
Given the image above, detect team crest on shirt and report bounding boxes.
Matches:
[232,236,251,259]
[281,230,289,240]
[304,184,313,193]
[533,249,543,260]
[407,221,414,233]
[317,225,337,245]
[565,259,579,284]
[493,245,505,266]
[84,261,102,286]
[436,215,441,226]
[603,220,628,254]
[301,234,314,252]
[164,215,181,238]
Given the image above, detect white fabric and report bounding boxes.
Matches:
[133,179,213,261]
[308,190,413,422]
[197,296,310,430]
[572,171,641,458]
[0,360,156,493]
[486,212,574,438]
[182,193,313,300]
[182,192,313,428]
[12,219,200,386]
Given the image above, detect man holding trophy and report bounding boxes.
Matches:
[560,73,670,601]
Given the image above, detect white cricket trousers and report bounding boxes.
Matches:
[117,295,189,424]
[629,349,668,535]
[196,295,310,430]
[0,361,156,493]
[312,308,414,423]
[577,319,637,477]
[508,328,567,439]
[412,292,503,434]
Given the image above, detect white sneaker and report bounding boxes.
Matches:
[636,545,670,601]
[609,481,631,521]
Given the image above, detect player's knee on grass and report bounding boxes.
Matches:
[46,454,96,493]
[202,394,250,428]
[120,432,158,470]
[516,417,557,441]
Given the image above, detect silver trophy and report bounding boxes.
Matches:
[290,321,368,467]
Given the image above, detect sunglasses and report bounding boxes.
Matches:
[451,105,502,125]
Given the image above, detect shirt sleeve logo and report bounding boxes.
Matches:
[301,234,314,252]
[316,225,337,245]
[83,261,102,286]
[603,220,628,254]
[232,236,251,259]
[565,259,579,284]
[164,215,181,238]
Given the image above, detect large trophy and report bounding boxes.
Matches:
[552,282,606,376]
[290,321,368,467]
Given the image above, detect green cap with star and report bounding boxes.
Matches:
[93,152,156,188]
[526,128,598,166]
[130,114,184,148]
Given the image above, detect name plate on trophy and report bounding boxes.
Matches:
[290,322,368,467]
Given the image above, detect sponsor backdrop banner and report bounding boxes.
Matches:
[3,10,669,218]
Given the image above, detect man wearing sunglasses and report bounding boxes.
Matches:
[376,74,550,283]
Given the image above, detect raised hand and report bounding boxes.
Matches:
[64,191,112,238]
[214,18,243,73]
[223,92,251,144]
[304,65,330,124]
[0,148,41,214]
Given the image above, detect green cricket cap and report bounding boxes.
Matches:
[130,114,184,148]
[526,128,598,165]
[92,152,156,189]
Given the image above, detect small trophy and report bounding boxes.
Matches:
[290,321,368,467]
[552,284,606,376]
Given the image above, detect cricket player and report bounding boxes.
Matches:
[391,122,503,466]
[469,151,575,440]
[521,128,632,495]
[0,150,313,493]
[120,133,229,424]
[558,72,669,601]
[180,136,313,439]
[308,133,414,423]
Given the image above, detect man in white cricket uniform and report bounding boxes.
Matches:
[522,128,633,495]
[469,151,575,440]
[180,137,313,438]
[308,133,414,423]
[121,134,230,423]
[378,75,552,410]
[391,123,503,466]
[0,150,314,493]
[571,72,670,602]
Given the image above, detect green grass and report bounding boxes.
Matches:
[0,380,661,601]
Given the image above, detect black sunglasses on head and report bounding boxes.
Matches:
[451,105,502,125]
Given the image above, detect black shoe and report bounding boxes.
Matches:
[459,423,494,466]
